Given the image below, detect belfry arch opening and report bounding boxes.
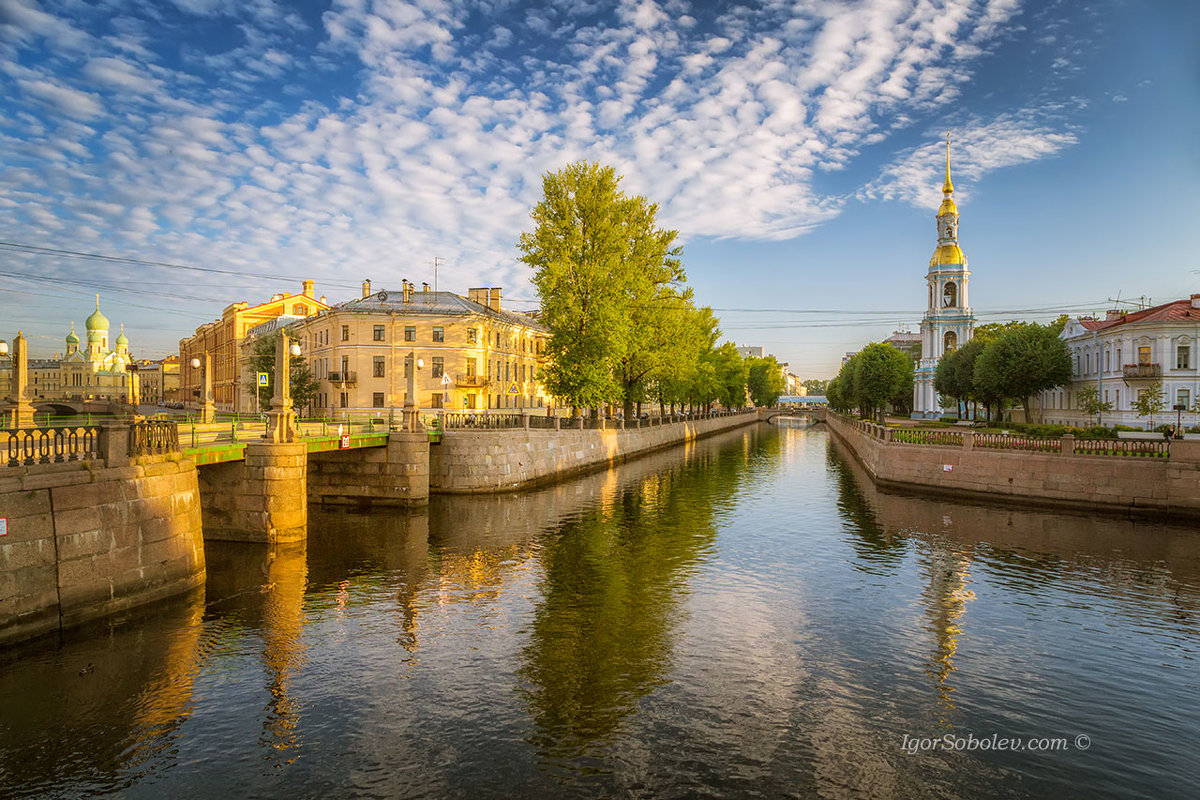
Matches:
[943,281,957,308]
[944,331,958,353]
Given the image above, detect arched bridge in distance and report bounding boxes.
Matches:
[761,406,827,425]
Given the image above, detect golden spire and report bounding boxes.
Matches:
[942,131,954,195]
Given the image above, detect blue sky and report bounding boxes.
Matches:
[1,0,1196,377]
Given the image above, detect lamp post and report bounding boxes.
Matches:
[189,352,215,423]
[265,331,302,442]
[1173,403,1186,439]
[403,349,423,432]
[2,333,35,429]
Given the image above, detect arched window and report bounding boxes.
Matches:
[942,282,957,308]
[944,330,957,353]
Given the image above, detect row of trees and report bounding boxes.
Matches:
[934,321,1071,422]
[827,343,914,422]
[519,161,785,415]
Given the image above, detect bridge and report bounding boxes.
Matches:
[762,407,827,425]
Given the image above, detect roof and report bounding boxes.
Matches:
[245,315,306,339]
[1078,297,1200,332]
[335,289,546,331]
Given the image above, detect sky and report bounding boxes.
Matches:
[1,0,1197,377]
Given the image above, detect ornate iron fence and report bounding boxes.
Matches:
[5,426,100,467]
[439,412,524,430]
[974,433,1062,453]
[129,420,180,456]
[1072,437,1169,458]
[891,429,964,447]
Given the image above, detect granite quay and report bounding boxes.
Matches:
[826,411,1200,521]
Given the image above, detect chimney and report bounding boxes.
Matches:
[303,280,315,298]
[468,287,488,306]
[362,279,371,299]
[1106,309,1124,321]
[489,287,501,312]
[422,282,431,292]
[402,279,413,303]
[1191,293,1200,310]
[319,295,326,304]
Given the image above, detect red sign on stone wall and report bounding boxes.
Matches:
[340,434,351,449]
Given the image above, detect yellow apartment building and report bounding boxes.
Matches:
[180,280,330,414]
[137,355,180,405]
[285,281,550,416]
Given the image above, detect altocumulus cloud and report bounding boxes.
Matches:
[1,0,1079,300]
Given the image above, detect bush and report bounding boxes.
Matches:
[940,416,959,423]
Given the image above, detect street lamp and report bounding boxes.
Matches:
[1173,403,1186,439]
[189,353,215,423]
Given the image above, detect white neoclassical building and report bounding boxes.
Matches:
[1040,295,1200,429]
[913,139,976,418]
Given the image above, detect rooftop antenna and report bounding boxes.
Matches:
[433,256,442,294]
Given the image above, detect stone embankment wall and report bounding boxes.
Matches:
[308,432,429,508]
[826,412,1200,520]
[0,455,205,646]
[429,411,759,493]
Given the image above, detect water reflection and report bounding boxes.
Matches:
[0,591,205,796]
[518,432,756,765]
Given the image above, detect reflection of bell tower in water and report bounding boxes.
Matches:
[914,135,976,418]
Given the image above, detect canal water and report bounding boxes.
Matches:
[2,424,1198,799]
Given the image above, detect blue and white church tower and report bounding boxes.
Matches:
[913,136,976,418]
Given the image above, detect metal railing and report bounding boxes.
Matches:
[974,433,1062,453]
[891,429,964,447]
[6,425,99,467]
[1072,437,1169,458]
[1122,363,1161,380]
[129,420,180,456]
[437,411,525,430]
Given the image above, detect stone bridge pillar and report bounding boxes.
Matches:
[198,441,307,543]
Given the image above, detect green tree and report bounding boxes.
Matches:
[745,355,786,407]
[1076,385,1113,425]
[1132,381,1166,429]
[802,378,829,396]
[934,337,988,418]
[246,331,318,413]
[853,343,911,422]
[710,343,748,409]
[518,161,685,416]
[973,323,1071,422]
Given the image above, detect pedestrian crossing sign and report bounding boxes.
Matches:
[508,383,519,394]
[257,372,269,386]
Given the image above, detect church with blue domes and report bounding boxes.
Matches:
[60,295,136,402]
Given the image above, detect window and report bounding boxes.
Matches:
[373,392,385,408]
[1138,346,1152,365]
[339,391,348,408]
[293,304,305,315]
[404,326,416,342]
[1178,389,1191,409]
[1177,344,1191,370]
[341,356,349,375]
[341,325,349,341]
[373,356,385,378]
[943,330,957,353]
[1086,353,1091,374]
[431,392,444,409]
[466,360,476,378]
[432,357,444,378]
[465,394,476,409]
[1115,389,1120,409]
[1105,349,1111,372]
[373,325,385,341]
[467,328,478,344]
[432,327,444,342]
[520,363,526,382]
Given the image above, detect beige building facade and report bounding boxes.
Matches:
[180,281,329,414]
[285,281,549,417]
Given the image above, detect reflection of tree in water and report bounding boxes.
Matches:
[519,437,754,763]
[825,443,908,572]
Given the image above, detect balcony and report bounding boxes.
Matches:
[1122,363,1161,381]
[455,373,489,388]
[327,371,357,386]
